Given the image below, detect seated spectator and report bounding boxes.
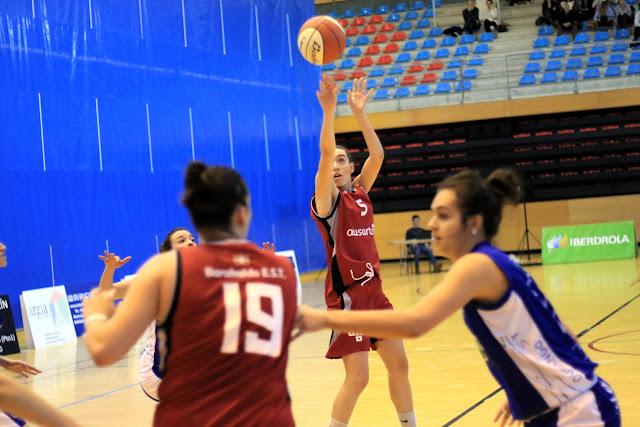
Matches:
[481,0,501,32]
[542,0,560,25]
[579,0,596,21]
[635,8,640,40]
[557,1,580,38]
[591,0,615,29]
[405,215,441,274]
[615,0,634,29]
[463,1,481,34]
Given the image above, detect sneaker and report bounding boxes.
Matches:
[434,261,443,272]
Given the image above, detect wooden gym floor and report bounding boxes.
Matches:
[8,255,640,426]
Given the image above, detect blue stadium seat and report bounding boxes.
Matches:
[373,89,390,99]
[389,66,405,75]
[423,9,434,18]
[441,36,456,46]
[627,64,640,74]
[433,0,443,7]
[428,27,443,37]
[369,67,385,77]
[399,21,413,30]
[554,35,570,46]
[569,47,586,56]
[342,9,356,18]
[524,63,541,73]
[417,19,431,28]
[454,46,470,56]
[355,36,370,46]
[416,50,431,60]
[455,81,472,91]
[411,1,426,9]
[359,7,373,16]
[611,41,628,52]
[375,5,390,14]
[414,85,430,95]
[467,56,484,66]
[474,44,489,54]
[614,29,630,39]
[479,32,494,42]
[434,48,450,58]
[534,37,550,48]
[561,70,578,81]
[347,47,362,57]
[574,33,590,44]
[422,39,437,48]
[393,2,408,12]
[393,87,411,98]
[381,77,398,87]
[566,58,582,69]
[341,81,354,92]
[328,11,340,19]
[590,43,607,54]
[519,75,536,85]
[594,31,610,41]
[410,30,425,39]
[339,59,355,69]
[463,69,478,79]
[541,72,558,83]
[460,34,475,44]
[608,54,625,65]
[405,11,419,20]
[337,94,348,104]
[550,48,566,58]
[583,68,600,79]
[366,79,377,89]
[322,63,336,71]
[434,83,451,93]
[630,52,640,62]
[546,60,562,71]
[538,25,554,36]
[396,52,412,62]
[448,60,462,68]
[441,71,458,81]
[529,50,545,60]
[387,13,401,22]
[587,56,603,67]
[604,66,621,77]
[403,41,419,50]
[345,38,352,47]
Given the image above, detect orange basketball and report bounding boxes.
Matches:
[297,16,346,65]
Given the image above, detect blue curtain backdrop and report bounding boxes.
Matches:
[0,0,327,330]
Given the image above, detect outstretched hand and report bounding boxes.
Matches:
[262,242,275,253]
[347,77,373,115]
[98,251,132,270]
[494,400,522,427]
[316,73,338,112]
[1,358,42,378]
[294,305,327,336]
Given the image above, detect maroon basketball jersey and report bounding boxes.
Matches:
[154,242,297,427]
[311,186,381,303]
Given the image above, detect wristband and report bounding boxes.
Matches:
[85,313,109,323]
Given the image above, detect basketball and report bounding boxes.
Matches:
[297,16,346,65]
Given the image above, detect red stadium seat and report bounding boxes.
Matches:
[338,19,348,28]
[351,17,366,26]
[428,60,444,70]
[358,57,374,67]
[334,73,348,81]
[401,75,417,85]
[380,23,395,32]
[384,43,399,53]
[377,55,393,65]
[391,31,407,41]
[369,15,384,24]
[346,27,359,36]
[350,71,367,79]
[408,64,425,73]
[362,25,377,34]
[373,34,388,43]
[421,73,438,82]
[365,45,381,55]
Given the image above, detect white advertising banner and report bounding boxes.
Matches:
[275,250,302,305]
[20,286,77,348]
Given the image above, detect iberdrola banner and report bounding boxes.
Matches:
[542,221,638,264]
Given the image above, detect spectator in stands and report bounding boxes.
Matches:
[542,0,560,25]
[635,7,640,40]
[406,215,441,274]
[591,0,615,29]
[557,1,580,38]
[579,0,597,22]
[463,1,481,34]
[481,0,501,32]
[615,0,634,29]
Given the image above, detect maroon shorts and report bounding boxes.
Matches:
[325,276,393,359]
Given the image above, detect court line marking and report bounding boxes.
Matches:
[443,290,640,426]
[57,383,140,409]
[588,329,640,356]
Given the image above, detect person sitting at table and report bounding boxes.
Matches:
[405,215,442,273]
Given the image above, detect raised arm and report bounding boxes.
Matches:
[314,74,340,217]
[349,78,384,193]
[98,251,133,300]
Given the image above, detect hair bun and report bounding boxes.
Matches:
[486,169,524,205]
[184,162,207,189]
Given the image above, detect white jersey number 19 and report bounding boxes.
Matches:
[221,282,284,358]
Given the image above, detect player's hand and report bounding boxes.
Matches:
[494,400,521,427]
[316,73,338,112]
[2,358,42,378]
[262,242,275,253]
[347,77,373,115]
[294,306,328,334]
[98,251,132,270]
[83,288,116,322]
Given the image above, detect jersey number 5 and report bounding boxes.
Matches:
[221,282,284,358]
[355,199,368,216]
